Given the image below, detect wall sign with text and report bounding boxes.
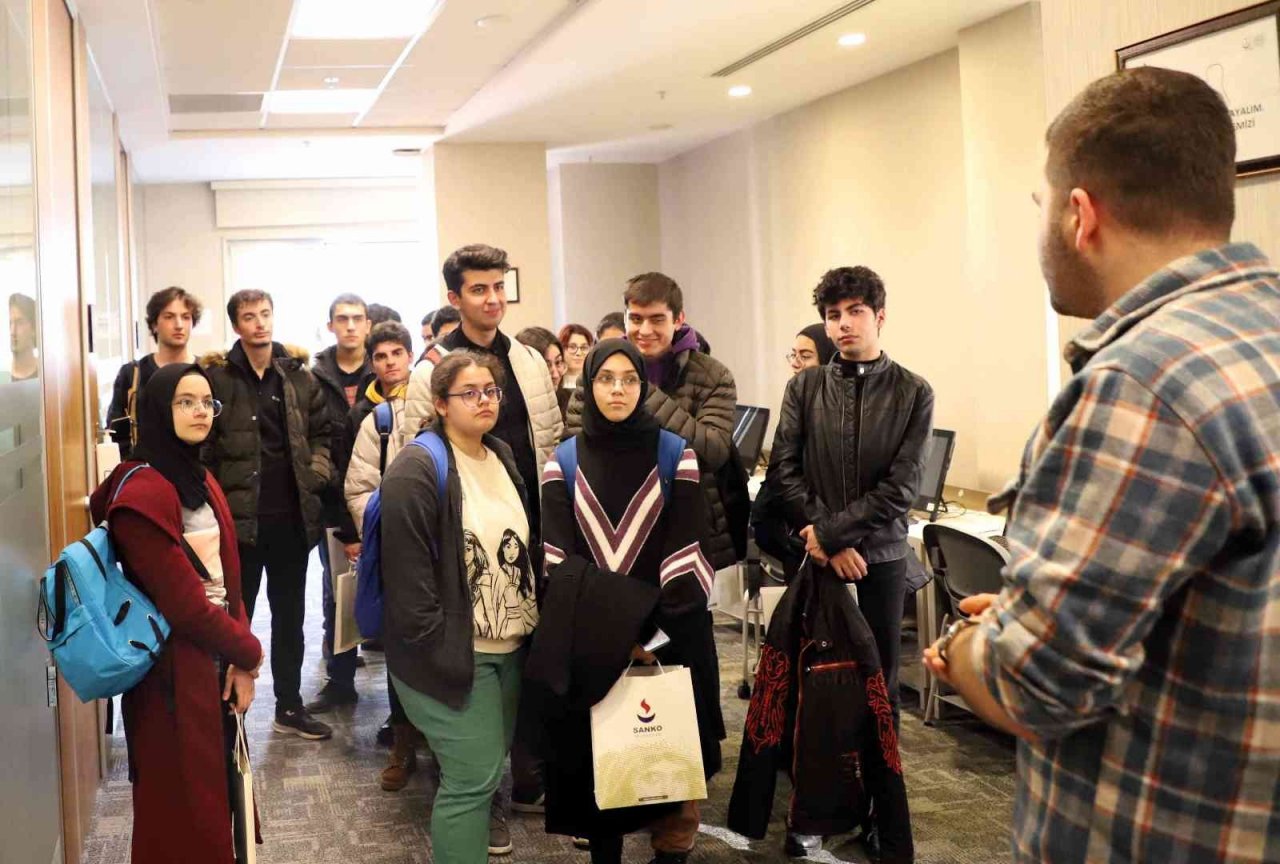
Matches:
[1118,1,1280,176]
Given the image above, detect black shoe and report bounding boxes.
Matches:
[305,683,357,714]
[645,853,689,864]
[785,832,822,857]
[376,716,394,747]
[510,787,546,814]
[272,707,333,740]
[355,654,367,668]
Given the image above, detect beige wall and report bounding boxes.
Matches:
[659,19,1050,491]
[427,142,553,335]
[140,183,226,355]
[958,3,1051,489]
[551,162,661,332]
[1042,0,1280,352]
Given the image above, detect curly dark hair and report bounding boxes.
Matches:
[145,286,203,339]
[812,266,886,317]
[442,244,510,296]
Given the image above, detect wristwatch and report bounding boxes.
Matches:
[936,617,978,663]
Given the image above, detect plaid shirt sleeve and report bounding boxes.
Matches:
[979,366,1232,739]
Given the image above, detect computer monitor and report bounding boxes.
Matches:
[914,428,956,522]
[732,405,770,473]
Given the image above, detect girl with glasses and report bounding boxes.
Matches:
[557,323,594,389]
[533,339,721,864]
[380,350,538,863]
[88,363,263,864]
[518,326,574,424]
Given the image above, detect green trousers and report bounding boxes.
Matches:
[391,651,522,864]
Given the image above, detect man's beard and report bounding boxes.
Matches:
[1040,222,1102,319]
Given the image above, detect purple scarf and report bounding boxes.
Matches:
[645,325,701,390]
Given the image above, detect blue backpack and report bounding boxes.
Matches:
[556,429,686,506]
[37,465,173,702]
[355,429,449,639]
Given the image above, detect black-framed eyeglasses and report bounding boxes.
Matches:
[447,386,504,407]
[173,397,223,417]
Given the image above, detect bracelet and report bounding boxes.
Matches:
[936,617,978,663]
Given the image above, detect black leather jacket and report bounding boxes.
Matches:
[770,353,933,564]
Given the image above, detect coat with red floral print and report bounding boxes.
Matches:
[727,561,913,862]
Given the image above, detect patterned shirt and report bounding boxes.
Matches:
[979,243,1280,863]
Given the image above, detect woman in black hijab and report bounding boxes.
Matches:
[88,363,263,864]
[538,339,723,864]
[788,322,837,374]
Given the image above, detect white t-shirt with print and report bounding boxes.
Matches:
[454,445,538,653]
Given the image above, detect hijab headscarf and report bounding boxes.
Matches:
[130,363,211,510]
[581,338,659,445]
[799,322,837,366]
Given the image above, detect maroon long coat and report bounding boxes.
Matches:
[91,462,263,864]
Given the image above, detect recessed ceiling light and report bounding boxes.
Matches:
[838,32,867,47]
[475,14,510,29]
[290,0,444,40]
[322,76,340,87]
[266,89,379,114]
[728,85,752,98]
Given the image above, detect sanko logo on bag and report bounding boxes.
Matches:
[634,698,662,733]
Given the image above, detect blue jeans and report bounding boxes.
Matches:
[319,533,358,690]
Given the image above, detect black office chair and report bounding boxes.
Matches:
[921,523,1009,724]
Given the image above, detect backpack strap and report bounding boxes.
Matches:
[127,363,141,447]
[407,430,450,558]
[554,437,579,507]
[374,402,393,475]
[656,429,686,504]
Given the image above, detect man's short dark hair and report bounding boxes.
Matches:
[226,289,272,323]
[328,293,366,322]
[367,303,401,326]
[145,286,203,339]
[431,305,460,337]
[596,311,624,339]
[813,266,886,316]
[368,321,412,356]
[421,310,436,327]
[623,272,683,318]
[1045,66,1235,235]
[442,244,509,295]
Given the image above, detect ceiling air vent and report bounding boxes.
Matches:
[710,0,880,78]
[169,94,265,114]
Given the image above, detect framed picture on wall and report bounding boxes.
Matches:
[505,267,520,304]
[1117,1,1280,176]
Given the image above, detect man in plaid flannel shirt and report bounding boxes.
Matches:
[925,67,1280,863]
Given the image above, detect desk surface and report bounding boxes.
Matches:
[908,507,1005,541]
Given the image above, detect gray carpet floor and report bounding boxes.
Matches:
[84,552,1016,863]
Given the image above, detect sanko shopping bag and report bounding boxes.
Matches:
[590,663,707,810]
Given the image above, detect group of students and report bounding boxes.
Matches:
[88,63,1280,864]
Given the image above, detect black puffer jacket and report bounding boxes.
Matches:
[566,349,739,569]
[200,342,331,547]
[311,345,374,533]
[770,353,933,564]
[728,562,913,862]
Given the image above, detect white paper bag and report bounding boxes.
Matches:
[231,712,256,864]
[333,567,362,654]
[590,664,707,810]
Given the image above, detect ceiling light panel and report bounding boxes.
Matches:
[277,67,389,90]
[266,89,379,114]
[290,0,445,40]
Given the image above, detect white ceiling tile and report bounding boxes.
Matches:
[277,67,390,90]
[152,0,293,93]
